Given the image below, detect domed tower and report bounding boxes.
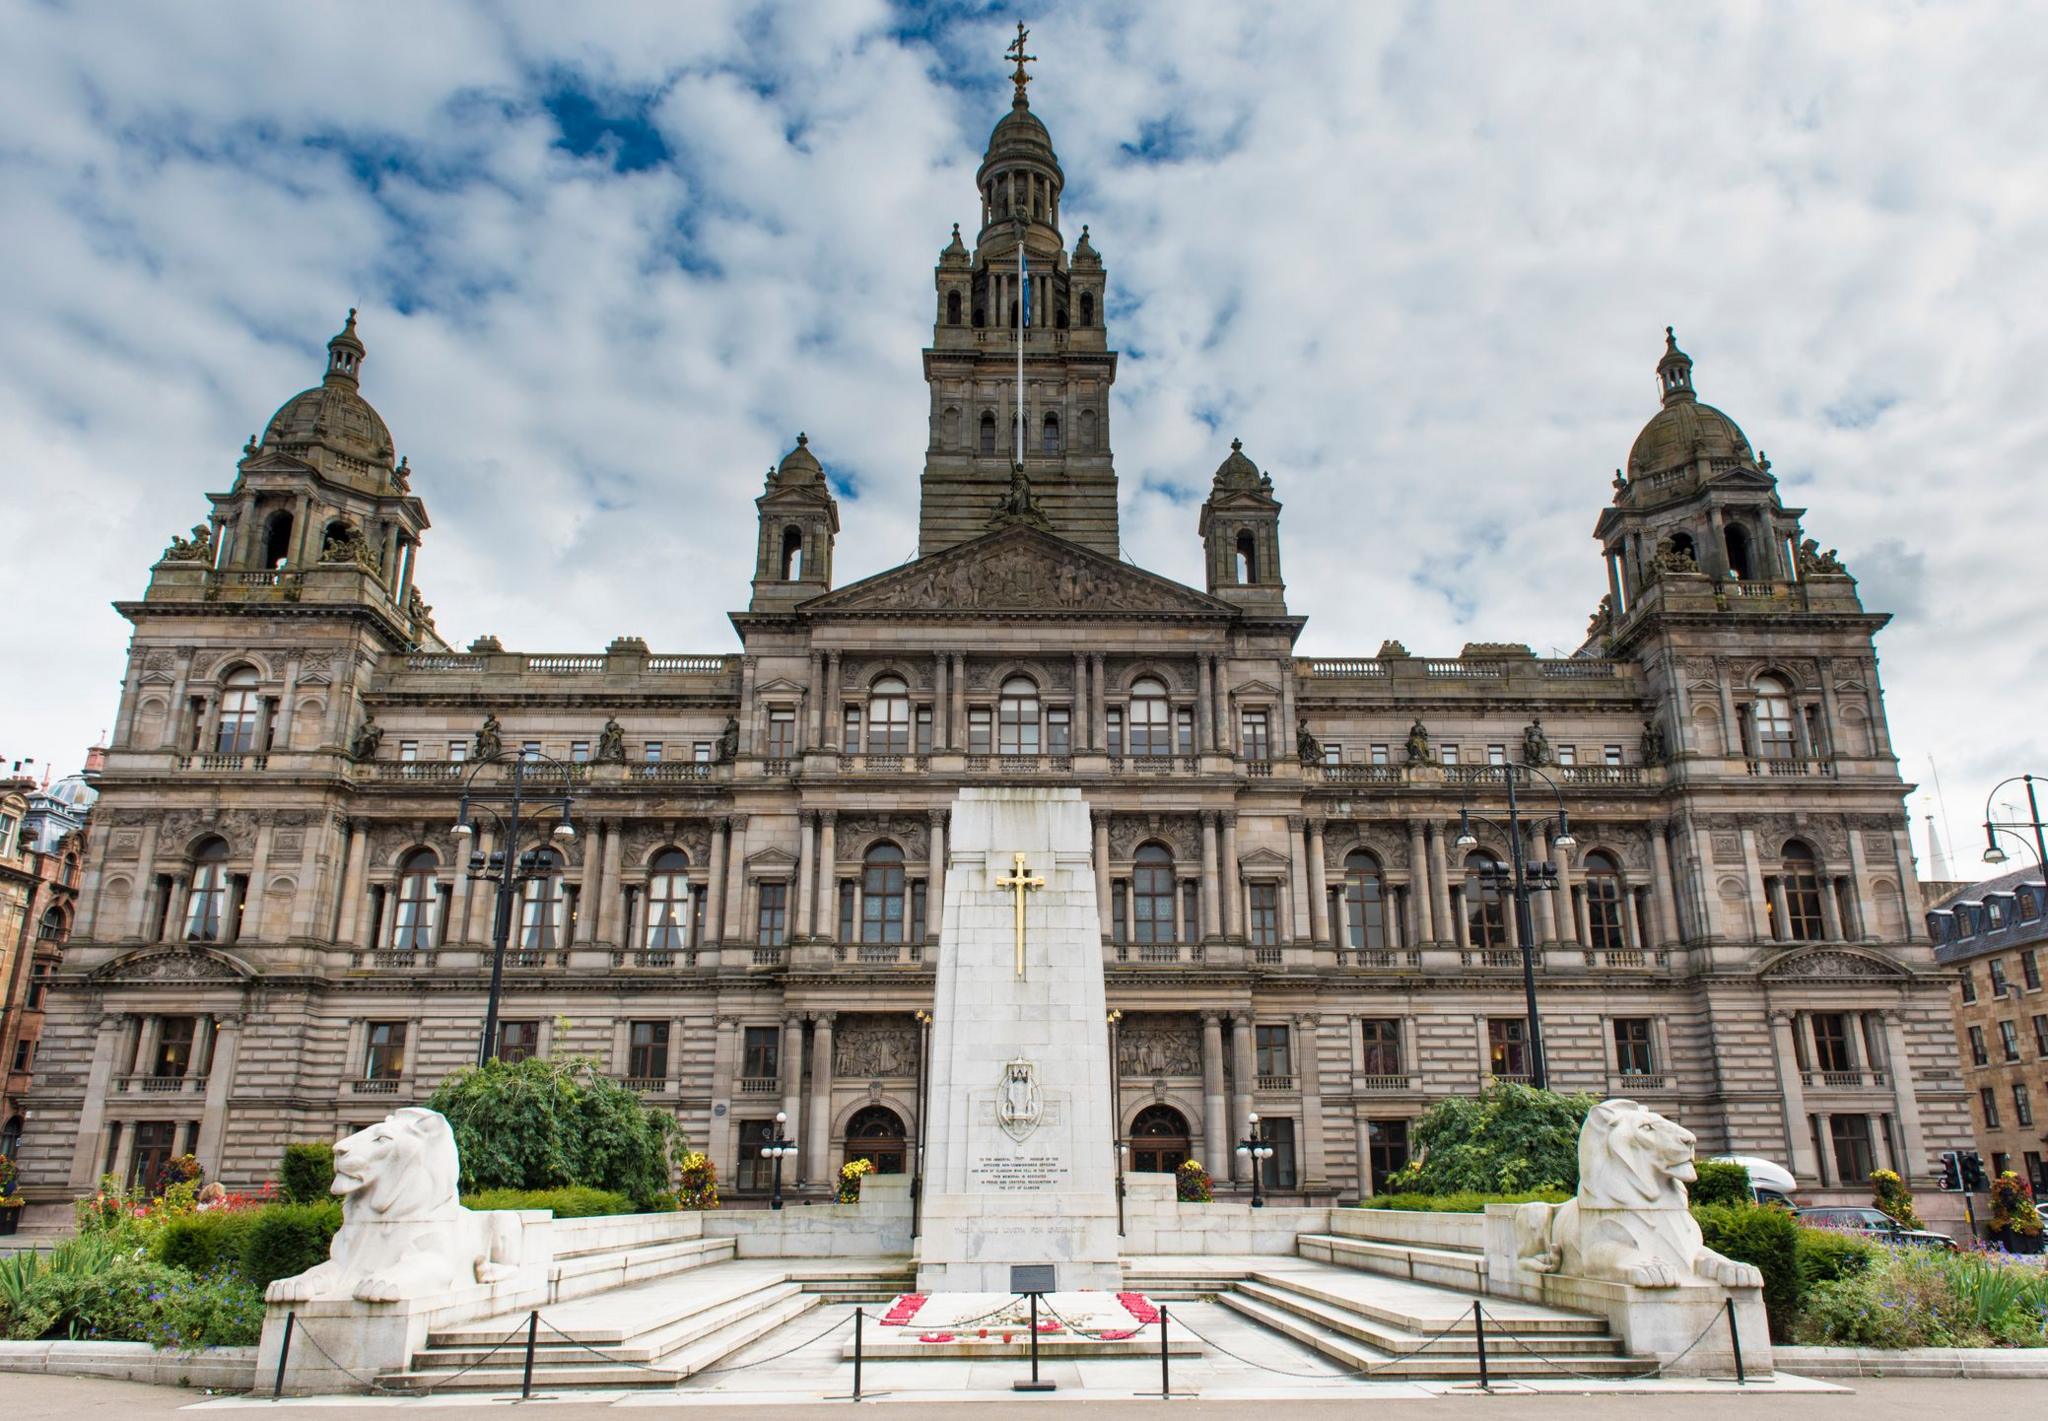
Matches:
[918,25,1121,556]
[1198,438,1289,614]
[749,432,840,611]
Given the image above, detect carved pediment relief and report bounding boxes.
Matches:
[1759,947,1906,981]
[93,947,252,984]
[803,527,1232,618]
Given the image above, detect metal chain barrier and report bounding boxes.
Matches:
[691,1307,857,1376]
[1475,1298,1737,1384]
[283,1312,531,1397]
[1164,1299,1478,1383]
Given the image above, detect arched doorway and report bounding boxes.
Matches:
[843,1105,907,1175]
[1128,1104,1191,1173]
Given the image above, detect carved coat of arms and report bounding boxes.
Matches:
[997,1059,1044,1141]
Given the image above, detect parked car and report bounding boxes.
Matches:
[1708,1154,1800,1208]
[1796,1205,1958,1250]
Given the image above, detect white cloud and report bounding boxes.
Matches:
[1,0,2043,876]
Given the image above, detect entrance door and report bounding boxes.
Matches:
[130,1121,177,1192]
[843,1105,907,1174]
[1129,1104,1191,1173]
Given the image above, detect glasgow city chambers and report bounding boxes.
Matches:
[17,68,1969,1211]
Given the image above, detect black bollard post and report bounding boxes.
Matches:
[272,1310,295,1400]
[853,1305,864,1402]
[1013,1293,1055,1392]
[521,1309,538,1400]
[1726,1297,1746,1384]
[1159,1304,1171,1399]
[1472,1300,1489,1392]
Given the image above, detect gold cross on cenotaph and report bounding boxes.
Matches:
[994,851,1044,978]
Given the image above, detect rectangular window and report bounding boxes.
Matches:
[1323,744,1342,766]
[1176,707,1195,755]
[910,880,928,944]
[521,741,541,761]
[1604,744,1624,766]
[364,1021,407,1080]
[2016,1084,2036,1129]
[756,882,789,946]
[1487,744,1506,766]
[1240,710,1270,761]
[1105,708,1124,756]
[1046,706,1070,756]
[742,1026,779,1080]
[915,707,934,755]
[838,881,855,942]
[1181,880,1201,940]
[1440,743,1460,766]
[1248,883,1280,947]
[968,708,993,754]
[694,742,712,762]
[1487,1018,1529,1079]
[2026,951,2042,992]
[1360,1019,1402,1077]
[736,1119,775,1192]
[1828,1115,1874,1183]
[628,1021,670,1080]
[2033,1014,2048,1058]
[643,741,663,762]
[1111,880,1129,945]
[1810,1012,1853,1073]
[2028,1151,2046,1193]
[1261,1117,1298,1190]
[1555,744,1576,766]
[1961,967,1978,1004]
[1255,1024,1293,1078]
[1613,1018,1655,1075]
[129,1121,177,1192]
[498,1020,539,1064]
[570,741,590,763]
[448,740,467,761]
[1968,1025,1988,1066]
[154,1016,197,1077]
[1990,959,2011,994]
[1981,1086,2001,1129]
[842,706,863,752]
[1366,1119,1410,1194]
[1370,744,1390,766]
[2000,1020,2021,1061]
[765,709,797,759]
[399,740,419,762]
[26,961,53,1011]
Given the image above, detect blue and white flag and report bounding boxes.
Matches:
[1019,244,1030,329]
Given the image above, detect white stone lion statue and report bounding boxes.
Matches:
[266,1107,525,1304]
[1513,1099,1764,1290]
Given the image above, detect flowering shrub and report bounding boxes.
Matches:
[1869,1169,1925,1230]
[838,1157,876,1203]
[1795,1247,2048,1348]
[1175,1160,1212,1203]
[0,1152,20,1202]
[675,1150,720,1210]
[1989,1171,2043,1238]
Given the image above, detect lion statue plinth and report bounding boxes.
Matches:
[1513,1099,1764,1291]
[266,1107,526,1304]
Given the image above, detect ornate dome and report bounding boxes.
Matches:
[774,432,824,487]
[37,773,97,813]
[1625,327,1754,476]
[1212,437,1265,491]
[259,310,395,467]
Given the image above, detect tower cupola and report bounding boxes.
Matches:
[1656,325,1695,405]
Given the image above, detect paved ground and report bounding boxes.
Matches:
[3,1371,2045,1418]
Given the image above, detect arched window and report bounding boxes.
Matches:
[779,526,804,580]
[184,837,230,941]
[1464,851,1507,950]
[1129,1104,1190,1173]
[1079,408,1097,452]
[861,842,906,944]
[1056,302,1069,330]
[943,406,961,445]
[1235,531,1258,584]
[946,290,962,326]
[216,667,261,754]
[1128,677,1170,756]
[1343,850,1386,952]
[1042,411,1060,456]
[517,848,565,950]
[1753,675,1796,760]
[868,676,910,753]
[1133,843,1175,944]
[844,1105,906,1174]
[646,849,691,951]
[1583,851,1626,951]
[1080,291,1095,326]
[262,511,294,569]
[1669,531,1697,564]
[1779,841,1825,941]
[390,848,439,950]
[1725,523,1754,580]
[998,675,1040,755]
[979,411,997,456]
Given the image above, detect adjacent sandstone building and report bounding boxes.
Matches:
[19,69,1966,1209]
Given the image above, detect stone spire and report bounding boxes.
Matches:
[325,308,365,387]
[1656,325,1695,406]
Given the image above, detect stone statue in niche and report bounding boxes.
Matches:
[1797,538,1846,575]
[1404,718,1433,765]
[714,716,740,763]
[1297,720,1323,763]
[989,464,1051,531]
[1650,536,1699,576]
[473,712,502,762]
[349,713,384,762]
[1521,718,1552,767]
[1586,593,1614,639]
[162,524,215,563]
[596,716,627,764]
[1639,718,1668,767]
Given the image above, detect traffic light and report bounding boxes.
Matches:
[1937,1150,1962,1191]
[1961,1151,1990,1192]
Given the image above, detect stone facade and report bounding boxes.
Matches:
[1,772,89,1161]
[17,75,1968,1210]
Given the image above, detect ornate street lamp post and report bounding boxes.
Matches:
[911,1009,932,1238]
[1236,1112,1275,1208]
[1108,1009,1126,1234]
[1982,772,2048,896]
[762,1111,797,1211]
[1454,764,1575,1091]
[452,751,577,1068]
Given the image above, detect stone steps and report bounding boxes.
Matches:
[550,1235,734,1301]
[1297,1231,1489,1290]
[1235,1279,1617,1356]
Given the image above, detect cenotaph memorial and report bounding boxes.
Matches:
[913,787,1121,1293]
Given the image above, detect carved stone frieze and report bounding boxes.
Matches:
[814,528,1224,615]
[1107,814,1200,863]
[621,821,713,868]
[833,1016,919,1077]
[1328,824,1410,870]
[92,948,246,984]
[833,814,928,861]
[156,809,258,857]
[1762,948,1904,981]
[1117,1014,1202,1076]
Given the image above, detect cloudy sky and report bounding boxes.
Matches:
[3,1,2044,877]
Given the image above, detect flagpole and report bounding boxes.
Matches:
[1015,216,1026,466]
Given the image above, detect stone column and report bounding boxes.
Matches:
[70,1014,128,1189]
[1817,874,1845,942]
[1650,828,1681,945]
[815,812,838,938]
[1093,810,1113,938]
[461,825,494,945]
[1297,1013,1327,1190]
[1334,878,1353,951]
[1817,666,1843,757]
[1429,824,1454,945]
[709,1015,738,1182]
[1771,1011,1819,1181]
[1221,814,1241,937]
[1200,1011,1227,1176]
[932,651,949,749]
[194,1014,243,1176]
[780,1014,805,1183]
[242,820,273,941]
[1880,1012,1928,1180]
[950,654,966,751]
[795,812,817,939]
[1407,821,1432,943]
[1213,655,1233,752]
[1812,1112,1835,1186]
[135,1015,164,1079]
[1200,812,1221,941]
[1196,655,1214,751]
[161,653,192,749]
[1090,653,1107,749]
[1716,664,1740,758]
[810,652,827,744]
[1230,1012,1256,1183]
[824,652,843,749]
[808,1012,836,1179]
[926,810,946,939]
[1740,828,1770,940]
[1071,652,1087,749]
[706,818,729,944]
[1305,819,1330,946]
[1890,824,1925,941]
[334,821,370,946]
[1768,877,1793,942]
[1845,827,1876,940]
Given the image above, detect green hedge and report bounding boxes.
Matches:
[154,1210,261,1276]
[1358,1189,1570,1213]
[1687,1160,1752,1207]
[279,1142,335,1205]
[462,1186,634,1218]
[240,1202,343,1291]
[1692,1202,1800,1340]
[1795,1226,1879,1291]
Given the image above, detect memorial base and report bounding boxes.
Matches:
[914,1192,1122,1293]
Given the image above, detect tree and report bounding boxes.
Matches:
[1387,1083,1598,1195]
[425,1055,679,1205]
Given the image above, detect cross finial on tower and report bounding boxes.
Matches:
[1006,21,1037,106]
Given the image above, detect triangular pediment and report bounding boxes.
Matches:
[1758,946,1907,981]
[236,452,316,477]
[803,526,1234,618]
[92,946,253,984]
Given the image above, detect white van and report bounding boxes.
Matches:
[1708,1155,1799,1208]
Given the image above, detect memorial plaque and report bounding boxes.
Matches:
[1010,1264,1056,1295]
